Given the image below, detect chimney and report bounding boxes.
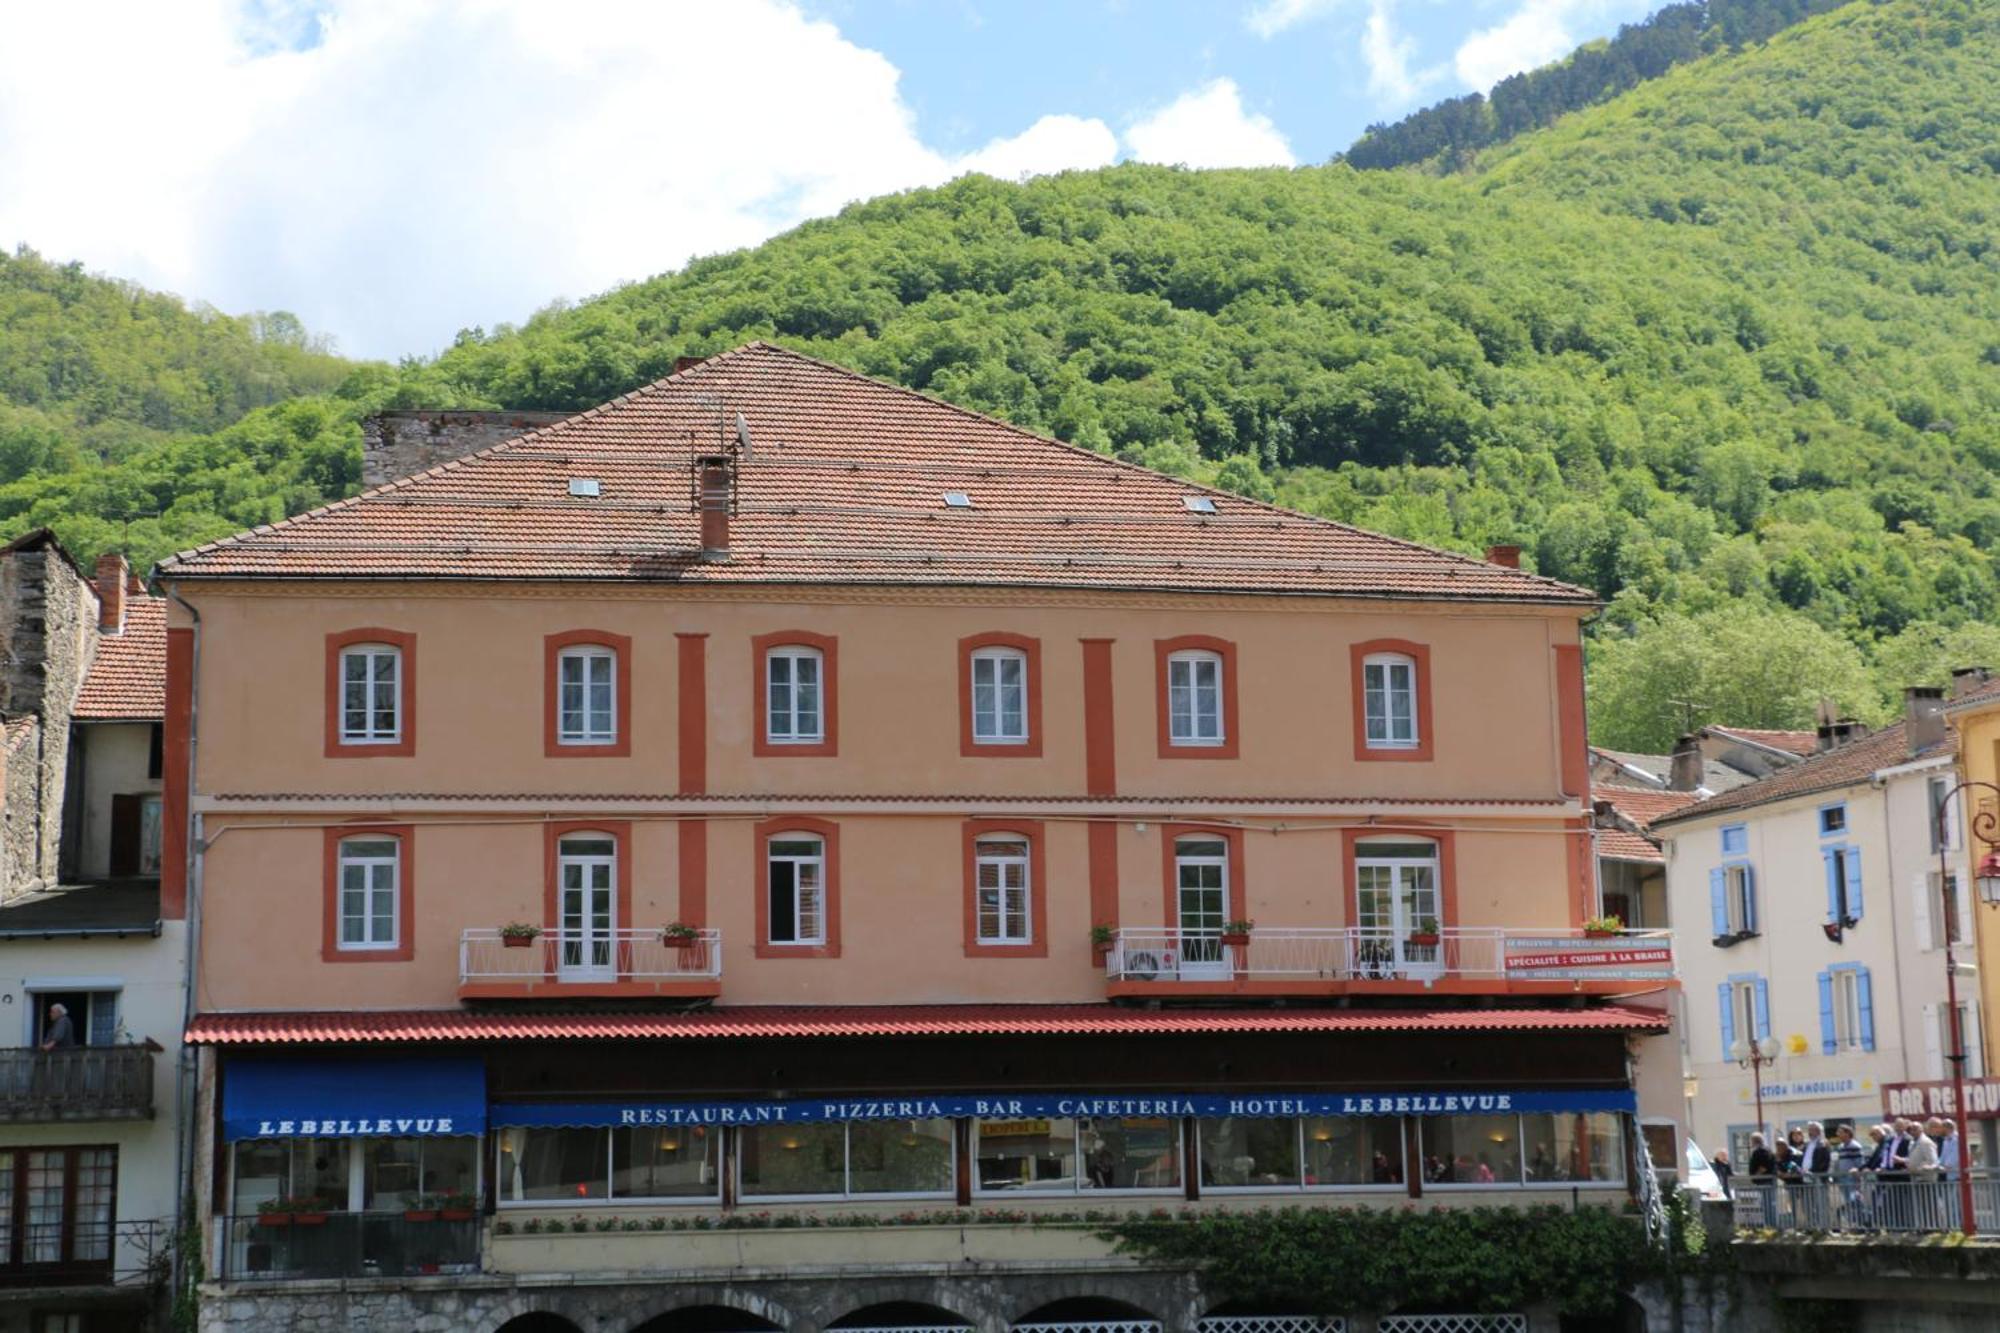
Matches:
[1485,544,1521,569]
[94,552,128,633]
[1816,719,1867,752]
[697,456,732,561]
[1951,665,1993,699]
[1905,685,1947,755]
[674,355,703,375]
[1669,734,1703,792]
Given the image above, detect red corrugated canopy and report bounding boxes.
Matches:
[185,1004,1669,1046]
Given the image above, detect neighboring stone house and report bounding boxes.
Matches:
[361,409,568,489]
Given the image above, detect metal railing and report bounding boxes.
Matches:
[1731,1173,2000,1234]
[1105,927,1673,984]
[217,1212,479,1282]
[0,1217,170,1289]
[459,927,721,985]
[0,1046,154,1121]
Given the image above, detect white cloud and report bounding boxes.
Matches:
[0,0,1119,360]
[1244,0,1342,39]
[1124,79,1297,170]
[1454,0,1588,91]
[1361,0,1437,104]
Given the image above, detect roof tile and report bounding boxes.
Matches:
[75,596,165,720]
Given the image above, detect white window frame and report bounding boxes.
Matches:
[556,646,617,745]
[1724,864,1755,934]
[765,646,824,745]
[1831,969,1864,1051]
[339,645,401,744]
[337,836,400,951]
[974,836,1032,945]
[767,835,826,946]
[1361,652,1418,750]
[1167,650,1225,747]
[1732,979,1759,1049]
[970,648,1029,745]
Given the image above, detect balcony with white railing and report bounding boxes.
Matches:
[458,927,722,999]
[1102,927,1674,996]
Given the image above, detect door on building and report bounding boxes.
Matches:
[556,835,616,981]
[1174,837,1230,979]
[1354,839,1443,980]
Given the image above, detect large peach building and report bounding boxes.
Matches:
[164,345,1677,1330]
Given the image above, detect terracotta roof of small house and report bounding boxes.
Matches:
[1703,726,1817,757]
[157,344,1592,605]
[1652,724,1934,827]
[1591,785,1699,864]
[75,596,165,721]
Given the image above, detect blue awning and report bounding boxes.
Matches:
[223,1057,486,1141]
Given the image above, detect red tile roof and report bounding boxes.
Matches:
[158,344,1592,605]
[75,596,165,721]
[1595,785,1698,830]
[1652,720,1941,827]
[1704,727,1817,757]
[184,1003,1669,1046]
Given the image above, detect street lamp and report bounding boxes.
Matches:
[1731,1035,1781,1145]
[1933,780,2000,1238]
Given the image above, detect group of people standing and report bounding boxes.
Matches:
[1714,1117,1971,1229]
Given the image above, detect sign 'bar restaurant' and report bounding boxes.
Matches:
[157,344,1680,1324]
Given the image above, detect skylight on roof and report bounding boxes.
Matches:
[942,492,973,508]
[568,478,602,497]
[1183,495,1217,514]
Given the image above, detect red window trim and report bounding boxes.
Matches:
[961,819,1049,958]
[1341,826,1459,929]
[752,631,839,757]
[1350,638,1434,763]
[1160,823,1247,929]
[321,824,415,963]
[754,816,841,958]
[542,821,634,935]
[958,632,1043,758]
[543,630,633,758]
[324,629,416,758]
[1154,635,1240,759]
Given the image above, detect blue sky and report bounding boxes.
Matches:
[1,1,1659,360]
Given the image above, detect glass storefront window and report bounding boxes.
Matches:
[1303,1116,1404,1187]
[1522,1113,1623,1184]
[613,1126,719,1199]
[976,1117,1077,1192]
[1421,1115,1522,1185]
[1080,1117,1181,1191]
[497,1126,607,1201]
[230,1138,351,1213]
[1197,1117,1300,1189]
[739,1123,846,1197]
[847,1119,954,1196]
[363,1136,480,1209]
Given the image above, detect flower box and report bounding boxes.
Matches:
[1220,932,1251,947]
[501,935,534,949]
[292,1211,328,1226]
[1405,933,1440,948]
[440,1207,475,1223]
[256,1213,292,1228]
[1583,928,1619,939]
[404,1209,439,1223]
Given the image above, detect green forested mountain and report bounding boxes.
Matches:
[2,0,1996,749]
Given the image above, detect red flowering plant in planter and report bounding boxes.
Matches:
[661,922,703,968]
[1406,916,1441,949]
[403,1194,440,1223]
[498,922,541,949]
[258,1194,331,1226]
[438,1191,477,1222]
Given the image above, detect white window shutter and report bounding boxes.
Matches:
[1925,1002,1943,1079]
[1914,872,1934,952]
[1956,870,1975,948]
[1967,1004,1984,1079]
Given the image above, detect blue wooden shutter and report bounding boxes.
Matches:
[1818,970,1836,1054]
[1823,848,1841,924]
[1845,848,1864,921]
[1858,967,1876,1052]
[1718,982,1737,1053]
[1743,866,1758,933]
[1754,976,1771,1039]
[1710,868,1729,937]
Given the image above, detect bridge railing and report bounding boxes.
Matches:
[1731,1172,2000,1233]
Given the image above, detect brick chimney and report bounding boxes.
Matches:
[1816,719,1867,751]
[697,456,732,561]
[1485,544,1521,569]
[94,552,128,634]
[1905,685,1947,755]
[1951,666,1993,699]
[1669,734,1703,792]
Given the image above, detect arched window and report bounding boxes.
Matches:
[974,836,1032,945]
[336,835,401,950]
[340,644,401,743]
[765,646,824,744]
[556,646,617,745]
[1361,651,1419,750]
[969,647,1029,744]
[1166,649,1225,746]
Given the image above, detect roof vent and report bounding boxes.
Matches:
[568,478,602,497]
[942,492,973,508]
[1183,496,1217,514]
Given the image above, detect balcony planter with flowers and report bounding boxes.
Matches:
[1090,924,1115,963]
[404,1194,440,1223]
[1220,919,1255,948]
[499,923,541,949]
[438,1191,477,1223]
[257,1194,330,1227]
[1583,914,1624,940]
[1406,917,1441,949]
[662,923,702,966]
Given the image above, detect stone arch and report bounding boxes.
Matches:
[829,1301,976,1330]
[1012,1296,1163,1327]
[495,1317,588,1333]
[629,1300,789,1333]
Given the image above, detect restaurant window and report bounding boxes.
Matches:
[765,646,824,745]
[847,1120,955,1195]
[1198,1118,1299,1190]
[337,836,400,951]
[970,648,1029,744]
[362,1137,478,1210]
[973,1117,1183,1194]
[1167,650,1224,746]
[1361,652,1419,750]
[767,836,826,946]
[339,644,401,744]
[1420,1114,1522,1185]
[230,1139,353,1214]
[495,1127,608,1202]
[556,646,617,745]
[612,1126,720,1199]
[1521,1113,1624,1183]
[975,836,1032,945]
[737,1121,954,1199]
[976,1117,1076,1192]
[1302,1116,1405,1188]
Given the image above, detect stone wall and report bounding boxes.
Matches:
[0,535,97,898]
[362,410,570,489]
